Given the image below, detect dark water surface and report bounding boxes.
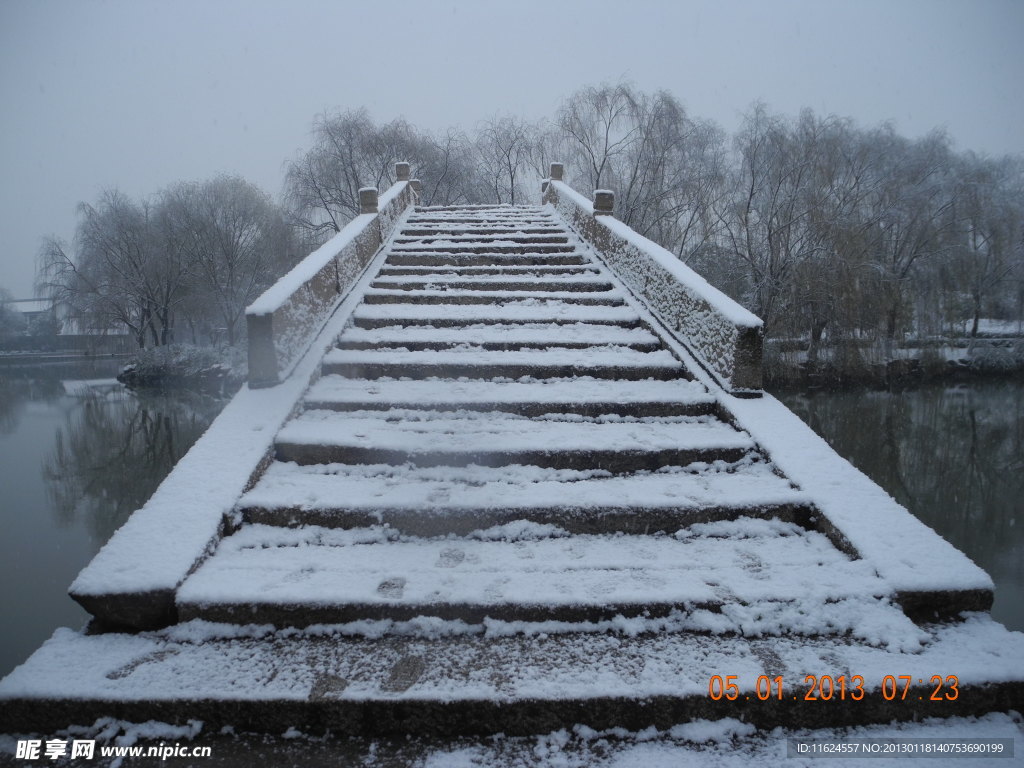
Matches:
[0,365,1020,679]
[776,379,1023,632]
[0,360,224,678]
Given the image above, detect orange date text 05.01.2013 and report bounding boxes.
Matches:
[707,674,960,702]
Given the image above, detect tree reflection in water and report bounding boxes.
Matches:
[778,380,1024,630]
[43,388,223,545]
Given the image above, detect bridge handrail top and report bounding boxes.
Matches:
[545,179,762,330]
[246,180,408,318]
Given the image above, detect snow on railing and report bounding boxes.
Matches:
[245,163,416,387]
[542,164,764,394]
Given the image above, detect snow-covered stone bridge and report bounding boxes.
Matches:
[2,164,1021,740]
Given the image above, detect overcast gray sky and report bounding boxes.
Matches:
[2,0,1022,298]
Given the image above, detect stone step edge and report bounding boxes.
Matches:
[2,619,1021,736]
[273,444,749,472]
[176,596,890,629]
[320,361,685,382]
[334,339,664,353]
[360,292,625,307]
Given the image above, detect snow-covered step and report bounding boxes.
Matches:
[377,265,600,277]
[412,209,552,218]
[320,346,684,380]
[386,253,588,267]
[5,616,1021,735]
[391,246,578,257]
[370,276,614,292]
[334,323,663,352]
[240,459,813,534]
[303,376,715,416]
[395,234,569,245]
[361,287,625,306]
[177,519,889,627]
[401,227,565,237]
[352,301,643,328]
[274,410,753,470]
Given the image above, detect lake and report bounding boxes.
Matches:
[0,359,224,678]
[0,363,1020,679]
[776,379,1023,633]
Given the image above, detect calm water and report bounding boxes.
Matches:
[0,366,1020,679]
[0,360,224,678]
[776,379,1023,632]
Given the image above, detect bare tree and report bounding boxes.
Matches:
[475,116,537,204]
[161,176,293,346]
[949,153,1024,337]
[37,190,180,348]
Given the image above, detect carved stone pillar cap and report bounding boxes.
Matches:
[395,162,411,181]
[549,162,564,181]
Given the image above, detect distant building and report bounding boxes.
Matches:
[0,297,131,354]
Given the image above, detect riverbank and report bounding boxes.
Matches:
[764,337,1024,389]
[116,344,246,394]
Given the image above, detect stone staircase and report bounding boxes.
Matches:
[2,201,1022,740]
[178,205,833,627]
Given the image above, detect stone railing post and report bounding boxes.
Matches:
[543,162,564,194]
[395,162,411,181]
[593,189,615,217]
[410,179,422,202]
[359,187,379,215]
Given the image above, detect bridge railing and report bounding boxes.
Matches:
[245,163,419,387]
[542,163,764,395]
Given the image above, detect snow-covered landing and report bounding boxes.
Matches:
[176,518,897,630]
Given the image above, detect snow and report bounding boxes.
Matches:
[275,409,754,457]
[2,713,1017,767]
[380,264,599,274]
[974,318,1023,335]
[363,287,623,301]
[61,378,120,396]
[177,519,912,646]
[353,301,641,325]
[336,322,661,348]
[240,458,807,519]
[371,273,607,284]
[304,376,713,409]
[2,615,1021,704]
[321,345,682,371]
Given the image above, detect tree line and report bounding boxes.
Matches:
[37,83,1024,356]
